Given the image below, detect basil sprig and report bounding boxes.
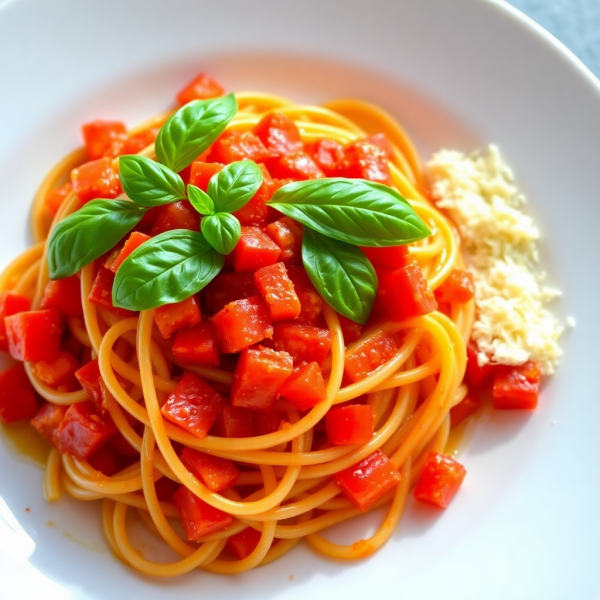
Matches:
[268,178,430,246]
[302,228,377,325]
[187,184,215,215]
[48,200,148,279]
[113,231,223,311]
[208,160,263,212]
[201,213,241,255]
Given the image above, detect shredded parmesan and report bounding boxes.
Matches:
[427,145,562,375]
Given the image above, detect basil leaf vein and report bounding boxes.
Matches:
[201,213,241,255]
[48,200,148,279]
[269,178,430,246]
[208,160,263,213]
[112,230,224,311]
[188,184,215,215]
[302,228,377,325]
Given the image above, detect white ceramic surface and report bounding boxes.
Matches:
[1,0,599,598]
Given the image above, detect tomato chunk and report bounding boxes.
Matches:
[365,133,394,159]
[264,217,303,264]
[379,264,437,322]
[82,120,127,160]
[40,276,82,317]
[334,450,400,511]
[279,362,327,411]
[87,444,122,476]
[465,343,497,389]
[253,409,285,436]
[361,245,409,270]
[32,351,80,389]
[161,372,225,438]
[272,322,332,366]
[150,200,199,235]
[153,296,201,339]
[208,130,271,164]
[56,401,117,460]
[180,447,240,492]
[211,296,273,354]
[226,527,262,560]
[5,309,62,362]
[414,452,467,509]
[325,405,374,445]
[108,232,151,273]
[253,112,303,158]
[0,364,38,423]
[118,127,159,155]
[435,268,475,304]
[71,157,122,203]
[189,161,223,192]
[0,291,31,352]
[176,72,224,105]
[172,321,221,367]
[492,361,541,410]
[31,402,67,446]
[173,485,233,541]
[254,262,301,321]
[308,138,344,176]
[337,314,363,345]
[269,151,325,180]
[75,359,114,413]
[202,271,258,315]
[336,139,391,185]
[232,164,274,227]
[231,347,293,410]
[46,182,72,217]
[450,393,482,428]
[213,404,255,438]
[232,226,281,272]
[88,267,134,318]
[285,266,324,323]
[344,330,398,382]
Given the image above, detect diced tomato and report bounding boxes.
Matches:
[118,127,159,155]
[325,405,374,445]
[226,527,262,560]
[361,245,409,270]
[40,276,82,317]
[365,133,394,159]
[333,449,400,511]
[173,485,233,541]
[253,112,303,158]
[154,476,180,503]
[337,314,363,345]
[211,296,273,354]
[5,309,62,362]
[46,182,72,217]
[110,433,139,458]
[31,402,67,446]
[254,262,301,321]
[279,362,327,411]
[108,232,151,273]
[88,444,122,476]
[75,359,111,413]
[232,164,274,227]
[264,217,303,264]
[213,404,255,438]
[176,72,224,106]
[0,364,38,423]
[269,151,325,180]
[56,401,117,460]
[161,372,225,438]
[153,296,201,339]
[379,264,437,322]
[172,321,220,367]
[492,361,541,410]
[0,291,31,352]
[71,157,122,203]
[88,267,134,318]
[202,271,258,315]
[189,161,223,192]
[32,351,80,389]
[82,120,127,160]
[285,266,324,323]
[180,447,240,492]
[414,452,467,509]
[308,138,344,176]
[465,343,497,389]
[231,347,293,410]
[434,268,475,304]
[253,409,285,436]
[450,393,482,428]
[232,226,281,272]
[150,200,199,235]
[272,322,332,366]
[336,139,391,185]
[344,330,398,383]
[208,130,272,164]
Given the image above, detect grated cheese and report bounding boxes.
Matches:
[427,145,562,375]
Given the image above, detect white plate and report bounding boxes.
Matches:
[1,0,599,598]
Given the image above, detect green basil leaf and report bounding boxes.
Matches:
[155,94,237,173]
[112,230,223,311]
[187,184,215,215]
[302,228,376,325]
[207,160,263,213]
[48,200,148,279]
[201,213,241,255]
[268,178,430,247]
[119,155,186,206]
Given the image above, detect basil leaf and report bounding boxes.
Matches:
[155,94,237,173]
[201,213,241,255]
[112,230,223,311]
[48,200,148,279]
[268,178,430,247]
[119,155,186,206]
[187,184,215,215]
[302,228,376,325]
[208,160,263,213]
